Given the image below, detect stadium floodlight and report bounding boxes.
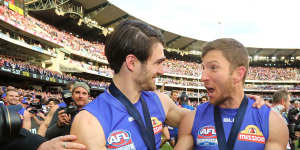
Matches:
[77,19,83,26]
[108,27,114,32]
[55,8,65,16]
[190,50,202,56]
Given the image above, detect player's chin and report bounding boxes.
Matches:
[209,97,222,106]
[145,84,156,91]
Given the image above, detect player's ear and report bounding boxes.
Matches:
[125,54,138,71]
[233,66,246,84]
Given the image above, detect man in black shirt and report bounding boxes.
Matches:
[1,128,86,150]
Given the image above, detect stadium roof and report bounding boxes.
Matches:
[26,0,300,58]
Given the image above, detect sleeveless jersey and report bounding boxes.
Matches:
[83,90,166,150]
[192,98,270,150]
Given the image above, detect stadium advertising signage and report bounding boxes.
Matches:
[0,67,105,91]
[0,67,68,84]
[6,0,24,15]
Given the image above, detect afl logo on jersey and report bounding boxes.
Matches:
[198,126,217,138]
[107,130,136,150]
[196,126,218,147]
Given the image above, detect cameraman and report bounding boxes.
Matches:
[45,82,90,139]
[0,104,86,150]
[288,100,300,150]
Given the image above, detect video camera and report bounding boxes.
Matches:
[61,90,78,117]
[28,102,42,114]
[0,104,22,144]
[288,108,300,132]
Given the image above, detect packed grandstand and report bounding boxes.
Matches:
[0,3,299,105]
[0,1,300,150]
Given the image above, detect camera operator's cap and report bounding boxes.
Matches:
[72,82,90,94]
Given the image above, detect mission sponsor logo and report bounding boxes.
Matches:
[197,125,218,146]
[238,125,265,144]
[107,130,136,150]
[151,117,163,134]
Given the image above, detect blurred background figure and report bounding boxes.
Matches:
[179,91,194,110]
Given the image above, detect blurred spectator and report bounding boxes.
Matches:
[5,88,20,105]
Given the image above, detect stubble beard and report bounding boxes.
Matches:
[136,70,156,91]
[211,77,235,106]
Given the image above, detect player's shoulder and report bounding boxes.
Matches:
[74,110,97,122]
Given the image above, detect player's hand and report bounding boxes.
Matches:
[23,108,34,119]
[247,94,270,108]
[57,110,71,127]
[37,135,86,150]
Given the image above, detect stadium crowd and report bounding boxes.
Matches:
[67,58,113,77]
[0,5,106,62]
[163,59,300,81]
[163,59,202,77]
[0,55,110,89]
[0,26,57,56]
[248,67,300,81]
[157,76,300,91]
[0,4,300,150]
[1,6,300,82]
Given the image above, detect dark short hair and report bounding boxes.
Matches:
[179,91,189,105]
[105,20,165,73]
[47,98,60,105]
[202,38,249,82]
[272,89,290,104]
[170,90,178,96]
[201,96,208,100]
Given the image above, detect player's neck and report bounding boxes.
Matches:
[219,90,245,109]
[112,75,141,104]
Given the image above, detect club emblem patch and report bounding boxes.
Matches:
[151,117,163,135]
[238,125,265,144]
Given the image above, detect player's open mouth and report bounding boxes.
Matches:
[206,87,215,97]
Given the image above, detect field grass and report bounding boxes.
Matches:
[160,142,173,150]
[296,139,300,150]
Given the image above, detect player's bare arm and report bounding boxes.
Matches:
[174,110,195,150]
[71,110,107,150]
[155,91,190,127]
[264,110,289,150]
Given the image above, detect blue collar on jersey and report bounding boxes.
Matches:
[214,95,248,150]
[109,81,156,150]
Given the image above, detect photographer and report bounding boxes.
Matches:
[23,98,46,134]
[0,104,86,150]
[44,82,90,139]
[288,100,300,150]
[271,89,292,150]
